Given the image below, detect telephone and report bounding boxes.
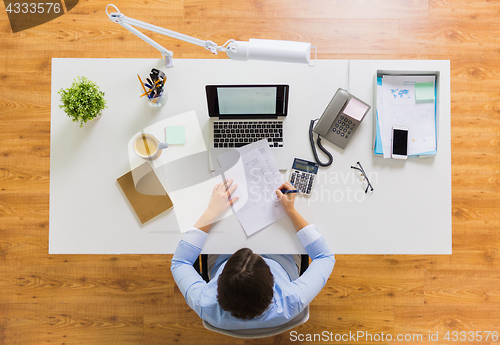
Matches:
[310,88,371,167]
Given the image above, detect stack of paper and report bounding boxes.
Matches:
[214,139,286,236]
[375,75,437,158]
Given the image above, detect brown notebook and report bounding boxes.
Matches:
[117,162,174,224]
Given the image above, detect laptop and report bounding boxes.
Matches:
[206,84,290,170]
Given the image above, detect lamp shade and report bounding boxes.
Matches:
[225,39,314,66]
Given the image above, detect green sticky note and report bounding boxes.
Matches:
[415,82,435,102]
[166,125,185,144]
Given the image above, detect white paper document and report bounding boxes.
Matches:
[215,140,286,236]
[380,75,437,157]
[217,138,281,184]
[169,174,233,233]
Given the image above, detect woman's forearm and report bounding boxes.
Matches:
[193,210,217,233]
[286,209,309,232]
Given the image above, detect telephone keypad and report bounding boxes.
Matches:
[332,114,358,142]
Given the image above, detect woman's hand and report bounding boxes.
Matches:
[276,181,309,232]
[194,179,238,232]
[275,181,297,215]
[206,179,239,218]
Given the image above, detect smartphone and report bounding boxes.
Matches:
[391,126,408,160]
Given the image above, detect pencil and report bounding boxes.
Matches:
[140,89,153,98]
[137,74,148,95]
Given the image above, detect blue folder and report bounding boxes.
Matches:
[374,77,437,156]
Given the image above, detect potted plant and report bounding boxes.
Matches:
[58,76,107,127]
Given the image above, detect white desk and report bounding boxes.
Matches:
[49,58,451,254]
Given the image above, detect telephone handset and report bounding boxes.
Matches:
[310,88,371,167]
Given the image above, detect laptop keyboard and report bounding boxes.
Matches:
[213,121,283,148]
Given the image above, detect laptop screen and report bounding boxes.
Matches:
[206,85,289,118]
[217,87,277,115]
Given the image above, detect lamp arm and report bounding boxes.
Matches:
[119,21,174,58]
[106,4,223,67]
[106,4,316,67]
[120,16,216,51]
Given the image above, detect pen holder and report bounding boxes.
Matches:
[138,69,168,108]
[147,88,167,108]
[141,79,167,108]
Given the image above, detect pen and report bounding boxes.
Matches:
[280,189,299,194]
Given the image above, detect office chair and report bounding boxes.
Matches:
[202,305,309,339]
[194,254,309,283]
[193,254,310,338]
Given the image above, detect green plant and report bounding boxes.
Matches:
[58,76,107,127]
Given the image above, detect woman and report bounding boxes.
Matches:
[171,179,335,330]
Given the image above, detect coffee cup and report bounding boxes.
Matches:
[133,133,169,160]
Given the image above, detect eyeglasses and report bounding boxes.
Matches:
[350,161,374,193]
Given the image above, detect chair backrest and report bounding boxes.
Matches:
[195,254,310,282]
[202,305,309,339]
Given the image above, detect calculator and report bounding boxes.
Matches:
[288,158,319,195]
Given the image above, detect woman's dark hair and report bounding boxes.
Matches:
[217,248,274,320]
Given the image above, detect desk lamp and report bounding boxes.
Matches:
[106,4,317,68]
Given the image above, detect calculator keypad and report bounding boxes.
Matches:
[290,170,315,195]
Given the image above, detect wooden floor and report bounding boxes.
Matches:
[1,0,499,344]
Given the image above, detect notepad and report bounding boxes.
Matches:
[117,162,174,224]
[165,125,186,144]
